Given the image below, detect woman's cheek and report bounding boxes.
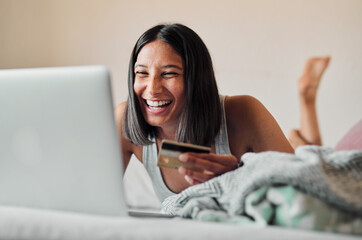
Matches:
[133,80,143,95]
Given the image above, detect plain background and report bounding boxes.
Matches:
[1,0,361,147]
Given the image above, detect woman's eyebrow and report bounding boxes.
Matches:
[162,65,183,70]
[134,64,147,68]
[134,64,182,70]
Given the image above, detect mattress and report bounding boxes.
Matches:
[0,205,359,240]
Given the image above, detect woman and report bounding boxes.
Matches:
[115,23,293,202]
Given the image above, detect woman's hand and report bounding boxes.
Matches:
[177,153,239,186]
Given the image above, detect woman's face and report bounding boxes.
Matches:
[134,39,185,130]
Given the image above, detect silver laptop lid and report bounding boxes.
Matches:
[0,65,127,216]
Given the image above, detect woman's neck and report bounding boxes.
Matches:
[157,125,177,141]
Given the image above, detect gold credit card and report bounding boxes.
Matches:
[157,140,211,172]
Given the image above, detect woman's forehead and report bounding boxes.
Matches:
[135,40,183,68]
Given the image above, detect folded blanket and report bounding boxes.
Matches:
[162,146,362,234]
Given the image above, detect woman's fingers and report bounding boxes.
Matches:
[179,153,237,174]
[183,152,236,165]
[177,153,241,186]
[178,166,214,185]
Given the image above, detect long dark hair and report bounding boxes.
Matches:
[123,23,221,146]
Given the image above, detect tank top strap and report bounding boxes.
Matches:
[215,95,232,155]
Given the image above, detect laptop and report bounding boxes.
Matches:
[0,65,129,217]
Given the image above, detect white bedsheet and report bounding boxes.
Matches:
[0,205,360,240]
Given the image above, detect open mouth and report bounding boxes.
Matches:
[145,99,172,110]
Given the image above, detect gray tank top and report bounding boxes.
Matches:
[142,95,231,202]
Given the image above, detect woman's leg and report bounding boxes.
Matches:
[288,56,330,149]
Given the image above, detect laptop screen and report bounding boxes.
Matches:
[0,66,127,216]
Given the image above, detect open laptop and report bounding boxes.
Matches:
[0,65,171,218]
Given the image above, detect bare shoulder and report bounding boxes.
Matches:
[224,95,266,130]
[114,101,127,137]
[225,95,293,154]
[225,95,266,116]
[114,102,127,123]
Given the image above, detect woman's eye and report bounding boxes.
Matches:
[162,72,180,78]
[135,71,148,77]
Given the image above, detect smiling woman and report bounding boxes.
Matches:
[133,39,185,133]
[114,23,293,202]
[123,24,222,148]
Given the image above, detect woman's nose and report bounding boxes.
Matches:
[148,76,162,94]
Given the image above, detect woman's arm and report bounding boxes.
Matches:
[114,102,134,171]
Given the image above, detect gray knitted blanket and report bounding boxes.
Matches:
[162,146,362,233]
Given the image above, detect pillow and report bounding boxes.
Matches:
[335,119,362,150]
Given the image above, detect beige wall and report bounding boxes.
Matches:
[1,0,361,147]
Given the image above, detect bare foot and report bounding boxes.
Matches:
[298,56,330,103]
[288,129,308,149]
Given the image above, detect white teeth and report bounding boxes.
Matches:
[146,100,171,107]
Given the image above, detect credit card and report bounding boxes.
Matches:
[157,140,211,171]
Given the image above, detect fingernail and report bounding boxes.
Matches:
[178,166,186,174]
[185,175,193,185]
[179,153,187,162]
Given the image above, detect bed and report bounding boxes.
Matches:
[0,205,360,240]
[1,120,361,240]
[1,150,360,240]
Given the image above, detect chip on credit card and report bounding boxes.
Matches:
[157,140,211,172]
